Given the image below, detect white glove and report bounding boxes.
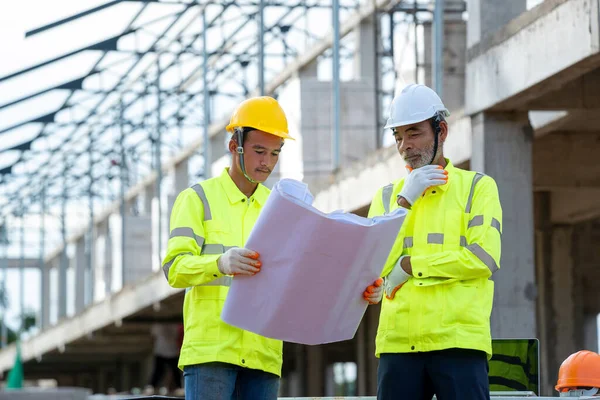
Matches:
[363,278,384,305]
[217,248,261,276]
[398,165,448,206]
[383,256,412,300]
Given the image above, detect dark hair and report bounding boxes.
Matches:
[232,127,256,145]
[428,112,446,137]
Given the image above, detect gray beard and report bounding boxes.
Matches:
[404,141,438,169]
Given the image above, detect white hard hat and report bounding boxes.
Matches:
[384,84,450,130]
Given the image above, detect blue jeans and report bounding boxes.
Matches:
[183,362,280,400]
[377,349,490,400]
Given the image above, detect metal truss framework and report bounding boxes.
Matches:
[0,0,460,338]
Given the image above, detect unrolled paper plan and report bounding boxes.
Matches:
[221,179,407,345]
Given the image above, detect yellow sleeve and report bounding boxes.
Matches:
[368,186,385,218]
[410,175,502,281]
[162,188,224,288]
[368,185,404,277]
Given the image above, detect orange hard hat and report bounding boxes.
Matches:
[555,350,600,392]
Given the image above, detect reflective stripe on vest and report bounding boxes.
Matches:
[465,172,484,213]
[191,183,212,221]
[170,227,205,248]
[162,252,193,280]
[427,233,444,244]
[460,236,498,273]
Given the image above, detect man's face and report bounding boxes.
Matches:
[393,119,439,169]
[230,129,284,182]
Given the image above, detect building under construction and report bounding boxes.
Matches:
[0,0,599,397]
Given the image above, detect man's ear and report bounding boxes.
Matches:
[438,120,449,143]
[228,138,238,154]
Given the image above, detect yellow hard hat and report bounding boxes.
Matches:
[225,96,294,140]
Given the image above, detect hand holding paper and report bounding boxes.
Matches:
[217,248,261,276]
[363,278,384,305]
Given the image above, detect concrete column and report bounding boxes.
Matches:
[355,322,367,395]
[174,161,189,193]
[551,226,576,363]
[104,221,113,296]
[583,314,598,352]
[144,183,155,216]
[534,191,554,396]
[123,215,153,285]
[470,112,536,338]
[58,249,68,320]
[572,220,600,352]
[75,237,86,313]
[423,14,466,112]
[293,344,305,396]
[354,15,376,83]
[467,0,527,47]
[366,306,379,395]
[41,265,50,329]
[306,345,324,396]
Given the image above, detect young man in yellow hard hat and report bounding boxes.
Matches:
[362,84,503,400]
[162,96,294,399]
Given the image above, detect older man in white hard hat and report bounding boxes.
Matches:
[362,84,503,400]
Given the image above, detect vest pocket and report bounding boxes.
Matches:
[442,280,489,327]
[189,297,229,342]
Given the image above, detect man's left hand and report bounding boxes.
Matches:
[363,278,384,305]
[384,256,412,300]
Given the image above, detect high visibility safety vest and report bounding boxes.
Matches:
[489,340,539,393]
[162,167,283,376]
[368,159,502,358]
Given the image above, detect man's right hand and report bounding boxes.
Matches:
[397,165,448,206]
[217,248,261,276]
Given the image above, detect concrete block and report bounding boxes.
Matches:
[466,0,600,115]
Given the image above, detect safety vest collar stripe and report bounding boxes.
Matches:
[468,215,484,228]
[163,252,193,280]
[466,173,484,213]
[202,243,236,255]
[427,233,444,244]
[170,227,205,248]
[492,217,501,234]
[404,237,413,248]
[185,276,233,293]
[191,184,212,220]
[382,184,393,214]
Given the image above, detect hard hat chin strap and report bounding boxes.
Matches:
[428,113,443,166]
[235,128,258,184]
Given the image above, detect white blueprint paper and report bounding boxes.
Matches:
[221,179,407,345]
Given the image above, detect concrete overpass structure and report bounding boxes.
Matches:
[0,0,599,397]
